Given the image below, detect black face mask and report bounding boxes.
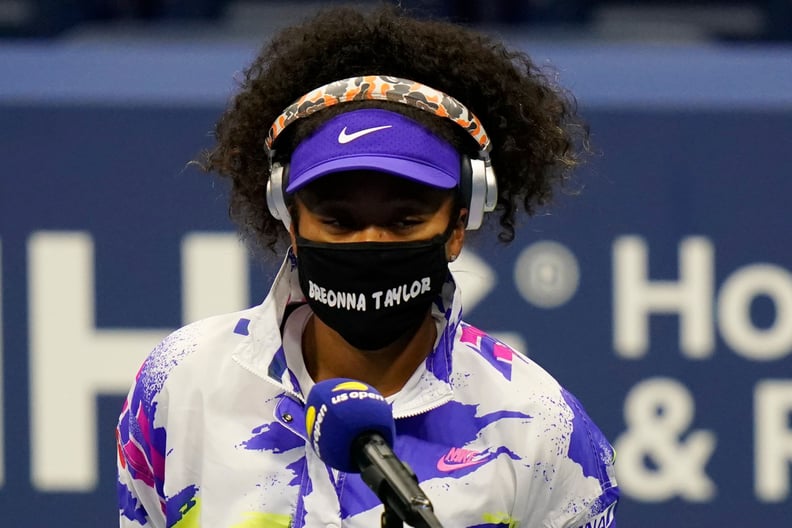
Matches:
[295,233,451,351]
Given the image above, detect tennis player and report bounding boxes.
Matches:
[117,6,618,527]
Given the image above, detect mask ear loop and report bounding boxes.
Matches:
[440,200,465,263]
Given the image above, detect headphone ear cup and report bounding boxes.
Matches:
[463,156,498,230]
[466,157,489,230]
[459,154,473,226]
[482,158,497,213]
[266,162,292,230]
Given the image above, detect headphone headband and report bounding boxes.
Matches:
[265,75,491,153]
[265,75,498,231]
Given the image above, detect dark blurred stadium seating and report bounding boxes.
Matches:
[0,0,789,40]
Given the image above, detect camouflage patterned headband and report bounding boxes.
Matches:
[265,75,491,153]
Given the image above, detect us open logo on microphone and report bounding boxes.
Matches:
[306,381,383,456]
[329,381,387,405]
[306,403,328,455]
[331,381,371,392]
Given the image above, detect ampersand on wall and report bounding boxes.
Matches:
[615,377,717,502]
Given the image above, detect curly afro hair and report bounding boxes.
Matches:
[203,4,588,254]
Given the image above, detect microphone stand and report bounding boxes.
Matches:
[356,435,444,528]
[366,466,441,528]
[381,503,403,528]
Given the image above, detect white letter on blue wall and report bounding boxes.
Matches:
[28,232,169,491]
[719,264,792,361]
[181,232,249,323]
[755,380,792,502]
[613,236,714,359]
[28,231,249,491]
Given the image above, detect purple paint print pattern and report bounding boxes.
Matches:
[561,388,616,485]
[118,481,149,524]
[117,397,167,500]
[238,421,304,453]
[165,484,199,527]
[338,400,530,519]
[117,326,200,501]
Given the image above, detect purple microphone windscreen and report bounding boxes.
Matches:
[305,378,396,473]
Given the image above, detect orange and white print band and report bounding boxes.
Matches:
[265,75,492,153]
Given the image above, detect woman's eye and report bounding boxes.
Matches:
[316,215,425,233]
[323,220,352,232]
[323,217,373,233]
[392,218,422,229]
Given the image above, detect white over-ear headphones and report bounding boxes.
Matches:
[264,75,498,231]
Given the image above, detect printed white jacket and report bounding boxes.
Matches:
[117,254,619,528]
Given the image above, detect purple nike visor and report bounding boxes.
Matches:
[285,108,461,193]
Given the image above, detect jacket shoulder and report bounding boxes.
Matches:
[133,306,265,404]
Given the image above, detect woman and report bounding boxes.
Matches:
[117,6,619,527]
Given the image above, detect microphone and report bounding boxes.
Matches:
[305,378,444,528]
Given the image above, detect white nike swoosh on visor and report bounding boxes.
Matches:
[337,125,392,144]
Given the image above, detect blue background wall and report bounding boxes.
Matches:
[2,42,792,526]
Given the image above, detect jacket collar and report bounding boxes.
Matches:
[232,250,462,416]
